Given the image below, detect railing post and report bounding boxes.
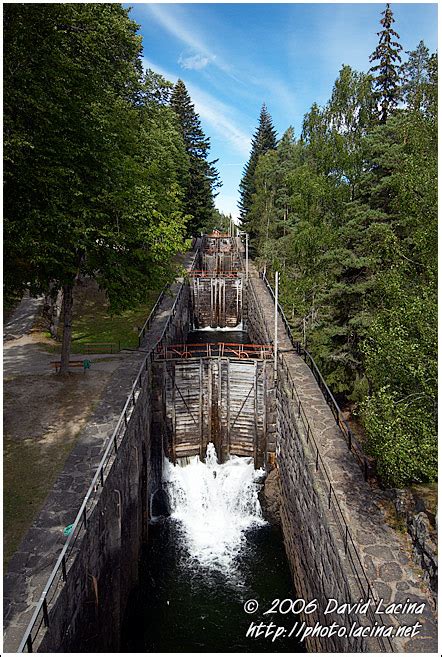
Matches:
[274,271,279,380]
[42,598,49,628]
[61,555,67,582]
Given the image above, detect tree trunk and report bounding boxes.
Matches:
[43,286,62,340]
[59,283,74,375]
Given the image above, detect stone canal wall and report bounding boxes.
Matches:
[277,360,371,653]
[4,255,196,653]
[244,278,272,346]
[36,282,193,652]
[39,364,154,652]
[243,279,277,458]
[248,264,438,653]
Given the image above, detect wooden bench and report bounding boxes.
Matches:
[50,360,91,373]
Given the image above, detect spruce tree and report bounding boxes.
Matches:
[369,3,403,123]
[238,103,277,238]
[170,80,221,234]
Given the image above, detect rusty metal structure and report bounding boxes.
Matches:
[190,234,243,328]
[152,233,276,466]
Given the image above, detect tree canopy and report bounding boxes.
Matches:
[4,3,190,371]
[240,4,437,486]
[369,3,403,123]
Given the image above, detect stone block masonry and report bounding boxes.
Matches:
[39,364,153,652]
[248,263,437,653]
[3,249,197,652]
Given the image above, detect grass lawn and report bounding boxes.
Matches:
[3,431,79,566]
[60,279,164,352]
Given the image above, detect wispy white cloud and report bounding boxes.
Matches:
[178,52,212,71]
[142,58,251,158]
[144,3,295,115]
[145,4,238,79]
[191,89,251,157]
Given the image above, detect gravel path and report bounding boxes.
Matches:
[4,292,44,341]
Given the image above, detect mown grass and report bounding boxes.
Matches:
[59,280,164,352]
[3,432,79,567]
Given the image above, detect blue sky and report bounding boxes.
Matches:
[124,3,438,219]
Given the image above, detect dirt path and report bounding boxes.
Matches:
[3,332,127,565]
[4,292,44,341]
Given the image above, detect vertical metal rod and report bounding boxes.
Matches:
[245,232,249,281]
[42,598,49,627]
[62,556,67,581]
[274,271,279,379]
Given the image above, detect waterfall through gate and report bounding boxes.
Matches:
[163,443,266,571]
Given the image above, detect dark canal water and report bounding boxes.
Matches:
[121,520,305,653]
[121,447,305,653]
[122,329,304,652]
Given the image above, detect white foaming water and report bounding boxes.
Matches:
[163,443,266,571]
[192,321,243,332]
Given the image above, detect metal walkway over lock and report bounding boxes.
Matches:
[155,342,272,360]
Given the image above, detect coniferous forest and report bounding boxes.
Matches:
[4,4,437,488]
[239,5,437,487]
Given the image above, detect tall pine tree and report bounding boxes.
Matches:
[238,103,277,239]
[369,3,403,123]
[170,80,221,235]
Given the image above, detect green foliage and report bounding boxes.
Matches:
[238,103,277,239]
[401,40,430,112]
[4,4,190,361]
[369,3,403,123]
[362,387,437,487]
[244,36,437,485]
[198,209,233,235]
[170,80,221,235]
